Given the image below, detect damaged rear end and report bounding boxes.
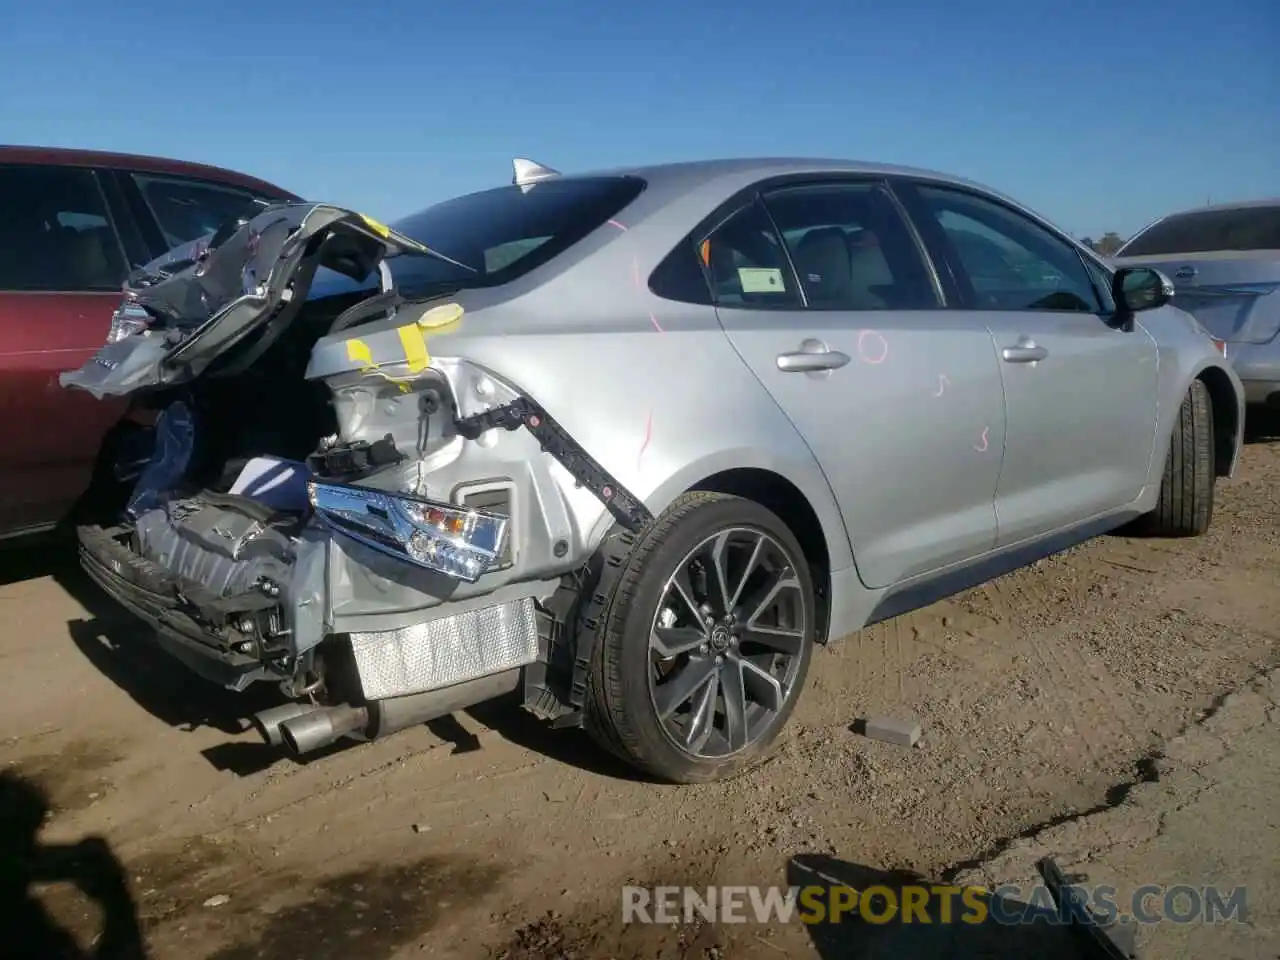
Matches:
[63,190,651,757]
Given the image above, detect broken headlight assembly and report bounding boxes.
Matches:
[307,481,508,582]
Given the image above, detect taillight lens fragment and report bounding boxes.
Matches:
[106,302,152,344]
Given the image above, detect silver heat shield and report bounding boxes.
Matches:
[348,596,539,701]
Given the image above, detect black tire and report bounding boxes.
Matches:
[584,491,816,783]
[1139,379,1215,537]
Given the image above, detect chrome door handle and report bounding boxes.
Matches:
[776,349,851,372]
[1001,343,1048,363]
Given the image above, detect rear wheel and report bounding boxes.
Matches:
[585,492,815,783]
[1139,379,1215,537]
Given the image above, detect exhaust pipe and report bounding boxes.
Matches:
[278,705,369,756]
[251,702,323,747]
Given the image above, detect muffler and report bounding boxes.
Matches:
[365,668,522,739]
[261,668,523,757]
[278,705,369,756]
[251,702,322,747]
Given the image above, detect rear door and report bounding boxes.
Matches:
[0,163,132,535]
[896,179,1159,547]
[705,179,1006,589]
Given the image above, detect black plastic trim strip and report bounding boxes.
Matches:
[454,397,654,533]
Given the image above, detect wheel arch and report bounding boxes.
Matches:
[686,467,838,645]
[1194,363,1241,477]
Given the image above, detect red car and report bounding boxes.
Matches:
[0,145,301,541]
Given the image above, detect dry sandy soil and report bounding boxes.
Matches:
[2,429,1277,959]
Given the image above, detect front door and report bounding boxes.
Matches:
[704,181,1006,589]
[899,181,1159,546]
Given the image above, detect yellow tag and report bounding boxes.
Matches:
[359,213,391,238]
[346,338,374,367]
[397,324,431,373]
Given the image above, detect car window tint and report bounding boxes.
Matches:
[388,176,645,297]
[132,173,269,246]
[0,164,127,292]
[648,235,714,306]
[698,198,800,308]
[762,182,938,310]
[484,236,552,272]
[1118,205,1280,256]
[915,185,1102,313]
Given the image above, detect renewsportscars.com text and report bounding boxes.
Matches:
[622,883,1248,926]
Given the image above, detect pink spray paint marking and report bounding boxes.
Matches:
[607,219,628,231]
[637,411,654,470]
[934,374,950,397]
[857,329,888,364]
[973,426,990,452]
[649,312,665,333]
[631,256,642,290]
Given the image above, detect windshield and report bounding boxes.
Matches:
[384,175,646,297]
[1119,204,1280,256]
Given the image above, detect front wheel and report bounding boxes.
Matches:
[585,492,816,784]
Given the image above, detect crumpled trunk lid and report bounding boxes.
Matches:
[1113,250,1280,344]
[60,202,469,398]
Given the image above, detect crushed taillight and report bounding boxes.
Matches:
[106,302,153,344]
[1211,338,1226,355]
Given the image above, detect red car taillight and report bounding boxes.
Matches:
[106,302,152,344]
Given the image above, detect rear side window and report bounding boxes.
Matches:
[697,198,802,309]
[132,173,270,247]
[387,176,645,297]
[0,164,127,292]
[762,182,939,309]
[1118,205,1280,256]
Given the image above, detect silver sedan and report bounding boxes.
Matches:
[63,156,1244,784]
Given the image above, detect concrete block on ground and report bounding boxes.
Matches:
[857,715,922,747]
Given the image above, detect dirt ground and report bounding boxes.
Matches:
[2,426,1277,960]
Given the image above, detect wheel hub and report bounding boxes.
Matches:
[708,623,733,653]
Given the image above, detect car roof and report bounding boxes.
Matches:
[543,155,996,195]
[516,156,1044,224]
[0,144,302,200]
[1155,197,1280,219]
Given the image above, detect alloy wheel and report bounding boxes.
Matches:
[646,526,808,759]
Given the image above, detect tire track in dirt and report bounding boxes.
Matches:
[4,441,1277,960]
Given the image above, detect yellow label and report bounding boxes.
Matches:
[346,338,374,367]
[359,213,391,238]
[396,324,431,373]
[348,303,464,380]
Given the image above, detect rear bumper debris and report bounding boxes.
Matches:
[77,523,274,690]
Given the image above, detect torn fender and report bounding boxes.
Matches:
[60,202,471,400]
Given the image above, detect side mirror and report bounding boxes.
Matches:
[1113,266,1174,314]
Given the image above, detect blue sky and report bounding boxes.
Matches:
[3,0,1275,239]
